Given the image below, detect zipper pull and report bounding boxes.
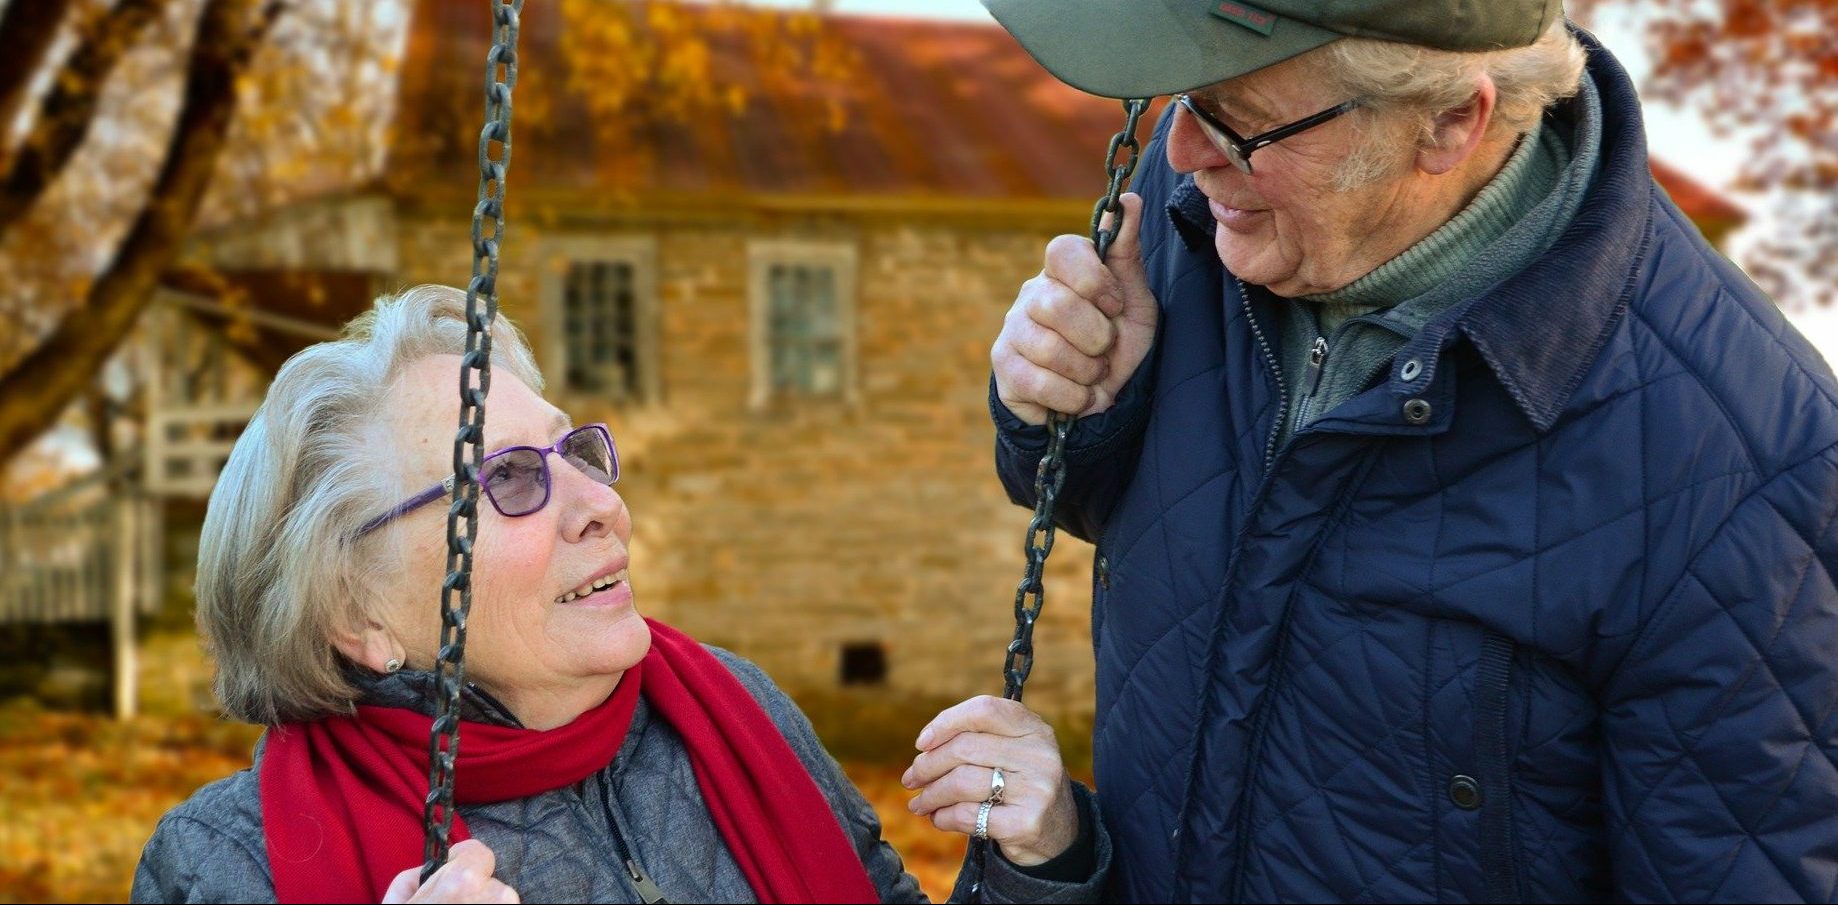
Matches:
[626,858,669,905]
[1303,336,1328,396]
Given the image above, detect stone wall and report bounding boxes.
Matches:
[395,205,1102,719]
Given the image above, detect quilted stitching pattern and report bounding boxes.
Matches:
[994,41,1838,905]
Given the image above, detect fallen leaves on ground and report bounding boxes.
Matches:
[0,703,262,904]
[0,704,973,903]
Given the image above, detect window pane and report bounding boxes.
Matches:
[563,259,640,397]
[767,262,843,398]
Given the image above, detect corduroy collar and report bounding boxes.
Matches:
[1440,27,1650,431]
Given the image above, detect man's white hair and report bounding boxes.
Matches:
[1312,18,1587,190]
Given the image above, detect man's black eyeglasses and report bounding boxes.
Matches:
[1176,94,1361,174]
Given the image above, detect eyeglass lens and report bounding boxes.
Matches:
[1178,96,1253,173]
[481,426,618,517]
[560,426,617,485]
[483,449,550,516]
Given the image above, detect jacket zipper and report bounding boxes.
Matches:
[596,771,670,904]
[1224,448,1384,903]
[1169,279,1293,899]
[1235,278,1288,473]
[1293,335,1328,436]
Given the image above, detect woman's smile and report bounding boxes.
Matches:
[553,561,632,607]
[555,571,633,609]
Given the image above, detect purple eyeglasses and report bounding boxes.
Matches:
[356,423,620,537]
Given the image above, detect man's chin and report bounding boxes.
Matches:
[1214,236,1296,293]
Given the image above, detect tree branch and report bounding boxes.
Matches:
[0,0,282,463]
[0,0,77,144]
[84,382,116,467]
[0,0,171,242]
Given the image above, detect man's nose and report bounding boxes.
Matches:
[1166,105,1232,175]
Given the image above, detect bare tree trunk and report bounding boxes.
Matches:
[0,0,171,242]
[0,0,281,464]
[0,0,76,140]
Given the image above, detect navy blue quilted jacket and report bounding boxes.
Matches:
[993,34,1838,903]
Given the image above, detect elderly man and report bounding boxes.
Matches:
[985,1,1838,902]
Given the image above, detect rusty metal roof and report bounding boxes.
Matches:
[390,0,1159,203]
[389,0,1743,223]
[1649,157,1747,226]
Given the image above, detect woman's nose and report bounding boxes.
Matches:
[553,458,628,542]
[1166,104,1231,175]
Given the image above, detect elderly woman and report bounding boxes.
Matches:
[132,286,1109,904]
[985,1,1838,902]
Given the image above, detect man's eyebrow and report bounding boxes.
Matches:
[1195,88,1270,124]
[549,411,572,436]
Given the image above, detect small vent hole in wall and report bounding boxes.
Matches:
[839,641,887,686]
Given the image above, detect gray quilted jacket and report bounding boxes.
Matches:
[131,646,1109,903]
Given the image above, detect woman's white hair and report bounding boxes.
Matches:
[1312,18,1588,189]
[196,285,543,725]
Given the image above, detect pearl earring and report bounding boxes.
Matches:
[384,658,402,674]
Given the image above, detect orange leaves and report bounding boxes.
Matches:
[0,703,262,904]
[0,701,975,904]
[547,0,866,157]
[1580,0,1838,304]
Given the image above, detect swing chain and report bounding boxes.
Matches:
[422,0,522,883]
[970,97,1147,893]
[1000,97,1148,704]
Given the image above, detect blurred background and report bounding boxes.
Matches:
[0,0,1828,900]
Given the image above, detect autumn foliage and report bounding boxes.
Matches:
[0,630,972,904]
[1579,0,1838,305]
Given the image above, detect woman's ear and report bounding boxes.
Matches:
[332,613,403,674]
[1417,74,1499,176]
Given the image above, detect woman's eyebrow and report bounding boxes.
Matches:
[486,413,573,451]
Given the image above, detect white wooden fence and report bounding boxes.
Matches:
[0,471,161,717]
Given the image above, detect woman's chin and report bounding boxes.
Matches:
[570,606,652,675]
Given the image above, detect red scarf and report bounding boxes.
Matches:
[259,619,876,904]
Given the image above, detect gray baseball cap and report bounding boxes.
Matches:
[982,0,1566,98]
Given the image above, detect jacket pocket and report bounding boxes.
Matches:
[1475,629,1521,904]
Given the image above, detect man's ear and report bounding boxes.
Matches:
[331,612,402,674]
[1417,74,1499,176]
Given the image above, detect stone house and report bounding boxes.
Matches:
[115,1,1747,722]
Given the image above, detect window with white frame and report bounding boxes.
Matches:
[540,237,658,403]
[749,241,857,407]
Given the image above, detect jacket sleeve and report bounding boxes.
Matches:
[999,107,1183,544]
[990,367,1155,545]
[132,811,277,904]
[945,783,1113,904]
[710,648,929,901]
[990,110,1180,545]
[1599,443,1838,902]
[711,647,1111,903]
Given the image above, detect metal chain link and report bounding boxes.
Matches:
[422,0,522,882]
[971,97,1148,892]
[1000,97,1148,703]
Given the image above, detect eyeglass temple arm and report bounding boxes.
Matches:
[1248,98,1362,151]
[357,476,459,537]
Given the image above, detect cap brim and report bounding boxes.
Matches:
[983,0,1341,98]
